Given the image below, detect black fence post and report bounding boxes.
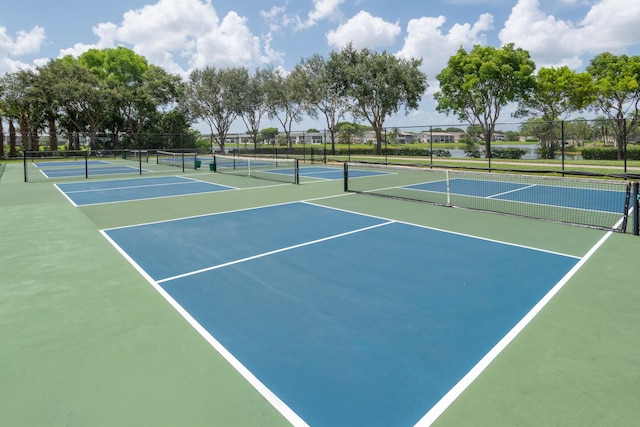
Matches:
[633,182,639,236]
[561,121,565,176]
[429,126,433,169]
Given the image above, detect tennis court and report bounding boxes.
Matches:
[55,176,234,206]
[345,162,632,231]
[2,159,639,426]
[102,201,580,426]
[298,165,390,181]
[404,178,627,213]
[37,163,146,179]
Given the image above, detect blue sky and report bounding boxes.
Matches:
[2,0,639,132]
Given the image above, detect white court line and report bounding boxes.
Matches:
[99,229,311,427]
[53,183,79,207]
[487,183,538,199]
[157,221,394,283]
[414,224,618,426]
[101,198,602,426]
[103,199,301,231]
[70,187,237,207]
[62,179,201,194]
[303,200,581,260]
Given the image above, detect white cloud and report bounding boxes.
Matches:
[191,11,267,70]
[0,25,46,73]
[58,22,118,58]
[499,0,640,69]
[298,0,345,29]
[397,13,493,85]
[498,0,582,68]
[326,11,401,49]
[576,0,640,52]
[55,0,275,76]
[260,5,290,32]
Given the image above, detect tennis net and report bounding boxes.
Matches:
[213,154,299,184]
[344,161,631,232]
[157,150,198,171]
[124,149,149,163]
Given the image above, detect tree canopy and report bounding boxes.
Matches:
[329,43,428,154]
[586,52,640,159]
[2,44,640,156]
[516,66,593,158]
[435,43,536,160]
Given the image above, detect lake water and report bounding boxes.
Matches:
[447,144,582,160]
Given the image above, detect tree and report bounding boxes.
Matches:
[260,127,279,145]
[79,47,150,144]
[185,66,245,153]
[516,66,593,158]
[264,67,311,151]
[0,73,19,156]
[47,56,107,150]
[564,118,595,147]
[237,67,270,151]
[329,44,427,154]
[338,122,357,144]
[519,118,551,145]
[77,47,182,148]
[2,69,44,151]
[298,53,349,154]
[435,43,535,163]
[125,64,183,139]
[586,53,640,159]
[503,130,520,142]
[33,61,63,150]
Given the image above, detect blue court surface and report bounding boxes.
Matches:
[37,164,145,179]
[297,166,390,180]
[405,178,627,213]
[56,176,233,206]
[102,202,580,426]
[33,160,111,167]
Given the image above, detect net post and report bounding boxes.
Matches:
[139,149,142,175]
[445,169,451,207]
[181,152,185,173]
[343,162,348,192]
[294,159,300,184]
[85,150,89,178]
[633,182,639,236]
[212,155,217,172]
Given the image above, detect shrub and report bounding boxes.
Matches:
[465,150,484,158]
[491,148,526,159]
[581,147,618,160]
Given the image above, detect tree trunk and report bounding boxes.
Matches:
[483,130,492,160]
[9,120,17,157]
[375,127,384,155]
[48,116,58,151]
[20,115,31,151]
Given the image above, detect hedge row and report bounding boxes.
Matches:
[236,146,453,157]
[465,148,527,159]
[581,147,640,160]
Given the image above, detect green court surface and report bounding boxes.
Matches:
[1,159,639,426]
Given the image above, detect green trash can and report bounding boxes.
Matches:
[209,162,215,172]
[195,160,201,169]
[121,152,126,159]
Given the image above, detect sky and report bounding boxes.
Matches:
[2,0,640,133]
